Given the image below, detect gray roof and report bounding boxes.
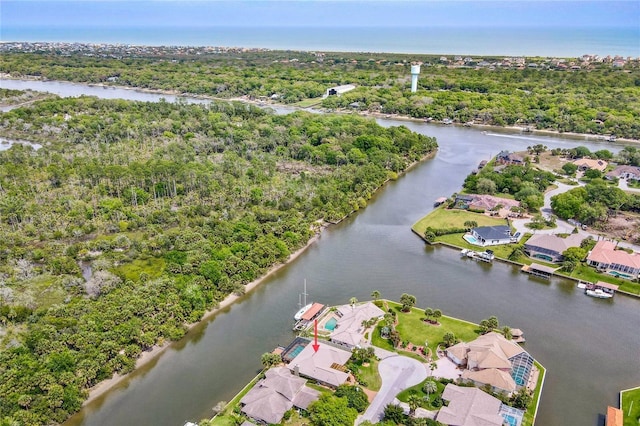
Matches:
[437,384,504,426]
[240,367,319,424]
[524,233,583,254]
[472,225,512,241]
[287,341,351,387]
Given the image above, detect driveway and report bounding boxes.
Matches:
[430,356,460,381]
[357,355,428,424]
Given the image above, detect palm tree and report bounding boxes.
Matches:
[432,309,442,324]
[349,297,358,307]
[407,392,422,417]
[371,290,381,301]
[502,326,513,340]
[422,380,437,401]
[443,331,456,347]
[424,307,433,323]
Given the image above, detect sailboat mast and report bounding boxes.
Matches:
[303,279,308,306]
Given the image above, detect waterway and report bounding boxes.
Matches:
[1,79,638,426]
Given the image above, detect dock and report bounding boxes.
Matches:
[461,248,495,263]
[521,263,557,280]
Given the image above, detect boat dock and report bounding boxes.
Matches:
[521,263,557,280]
[461,248,495,263]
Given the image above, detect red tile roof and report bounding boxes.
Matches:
[301,303,324,321]
[606,406,623,426]
[587,241,640,270]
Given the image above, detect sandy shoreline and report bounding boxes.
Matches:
[82,231,322,405]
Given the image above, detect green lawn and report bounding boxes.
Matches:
[293,98,323,108]
[396,378,447,409]
[622,386,640,426]
[432,233,538,265]
[358,359,382,391]
[412,207,507,236]
[376,301,481,354]
[522,361,546,426]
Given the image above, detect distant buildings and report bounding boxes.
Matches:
[586,240,640,280]
[323,84,356,98]
[605,165,640,180]
[572,158,608,172]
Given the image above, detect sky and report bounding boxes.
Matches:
[2,1,639,28]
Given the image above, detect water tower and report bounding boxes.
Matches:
[410,64,421,93]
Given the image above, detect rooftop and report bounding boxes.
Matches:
[437,384,505,426]
[587,240,640,269]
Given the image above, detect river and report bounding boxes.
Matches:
[1,79,638,426]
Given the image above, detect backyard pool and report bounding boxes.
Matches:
[324,317,338,331]
[463,234,481,246]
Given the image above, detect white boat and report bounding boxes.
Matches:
[460,249,470,256]
[294,279,312,320]
[585,289,613,299]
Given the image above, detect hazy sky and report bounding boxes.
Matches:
[2,1,639,28]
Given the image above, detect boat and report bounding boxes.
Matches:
[460,248,470,256]
[293,280,312,320]
[585,289,613,299]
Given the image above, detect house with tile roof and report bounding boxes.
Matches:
[586,240,640,280]
[287,341,352,388]
[572,158,608,172]
[240,367,320,424]
[523,233,583,263]
[446,332,533,395]
[495,150,524,166]
[605,165,640,180]
[437,384,524,426]
[329,302,385,348]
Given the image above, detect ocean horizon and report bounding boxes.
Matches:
[3,25,639,58]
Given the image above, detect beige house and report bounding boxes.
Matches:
[446,332,533,395]
[330,302,385,348]
[240,367,320,424]
[287,341,352,388]
[437,384,522,426]
[572,158,608,172]
[523,233,583,263]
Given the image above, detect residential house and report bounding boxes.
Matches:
[446,332,534,395]
[495,150,524,166]
[437,384,524,426]
[572,158,608,172]
[240,367,320,424]
[523,234,583,263]
[470,225,519,246]
[287,341,352,388]
[330,302,385,348]
[586,240,640,280]
[323,84,356,98]
[605,165,640,180]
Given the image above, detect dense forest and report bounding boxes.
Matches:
[0,94,437,424]
[1,49,639,138]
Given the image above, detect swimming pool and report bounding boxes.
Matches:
[324,317,338,331]
[608,271,633,279]
[288,344,305,359]
[463,234,481,246]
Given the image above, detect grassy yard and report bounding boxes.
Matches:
[396,378,447,409]
[358,359,382,391]
[412,207,507,236]
[373,301,481,354]
[522,361,546,426]
[293,98,323,108]
[621,386,640,426]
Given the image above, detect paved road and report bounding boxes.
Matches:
[357,355,428,424]
[510,181,640,252]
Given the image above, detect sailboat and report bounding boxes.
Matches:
[293,280,313,321]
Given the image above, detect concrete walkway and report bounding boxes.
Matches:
[357,355,428,424]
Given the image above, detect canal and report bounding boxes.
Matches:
[1,79,639,426]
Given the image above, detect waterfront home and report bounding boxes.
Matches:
[329,302,385,348]
[240,367,320,424]
[523,233,583,263]
[446,332,534,396]
[454,194,520,213]
[287,341,352,388]
[468,225,518,246]
[572,158,608,172]
[495,150,524,166]
[605,165,640,180]
[437,384,524,426]
[586,240,640,280]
